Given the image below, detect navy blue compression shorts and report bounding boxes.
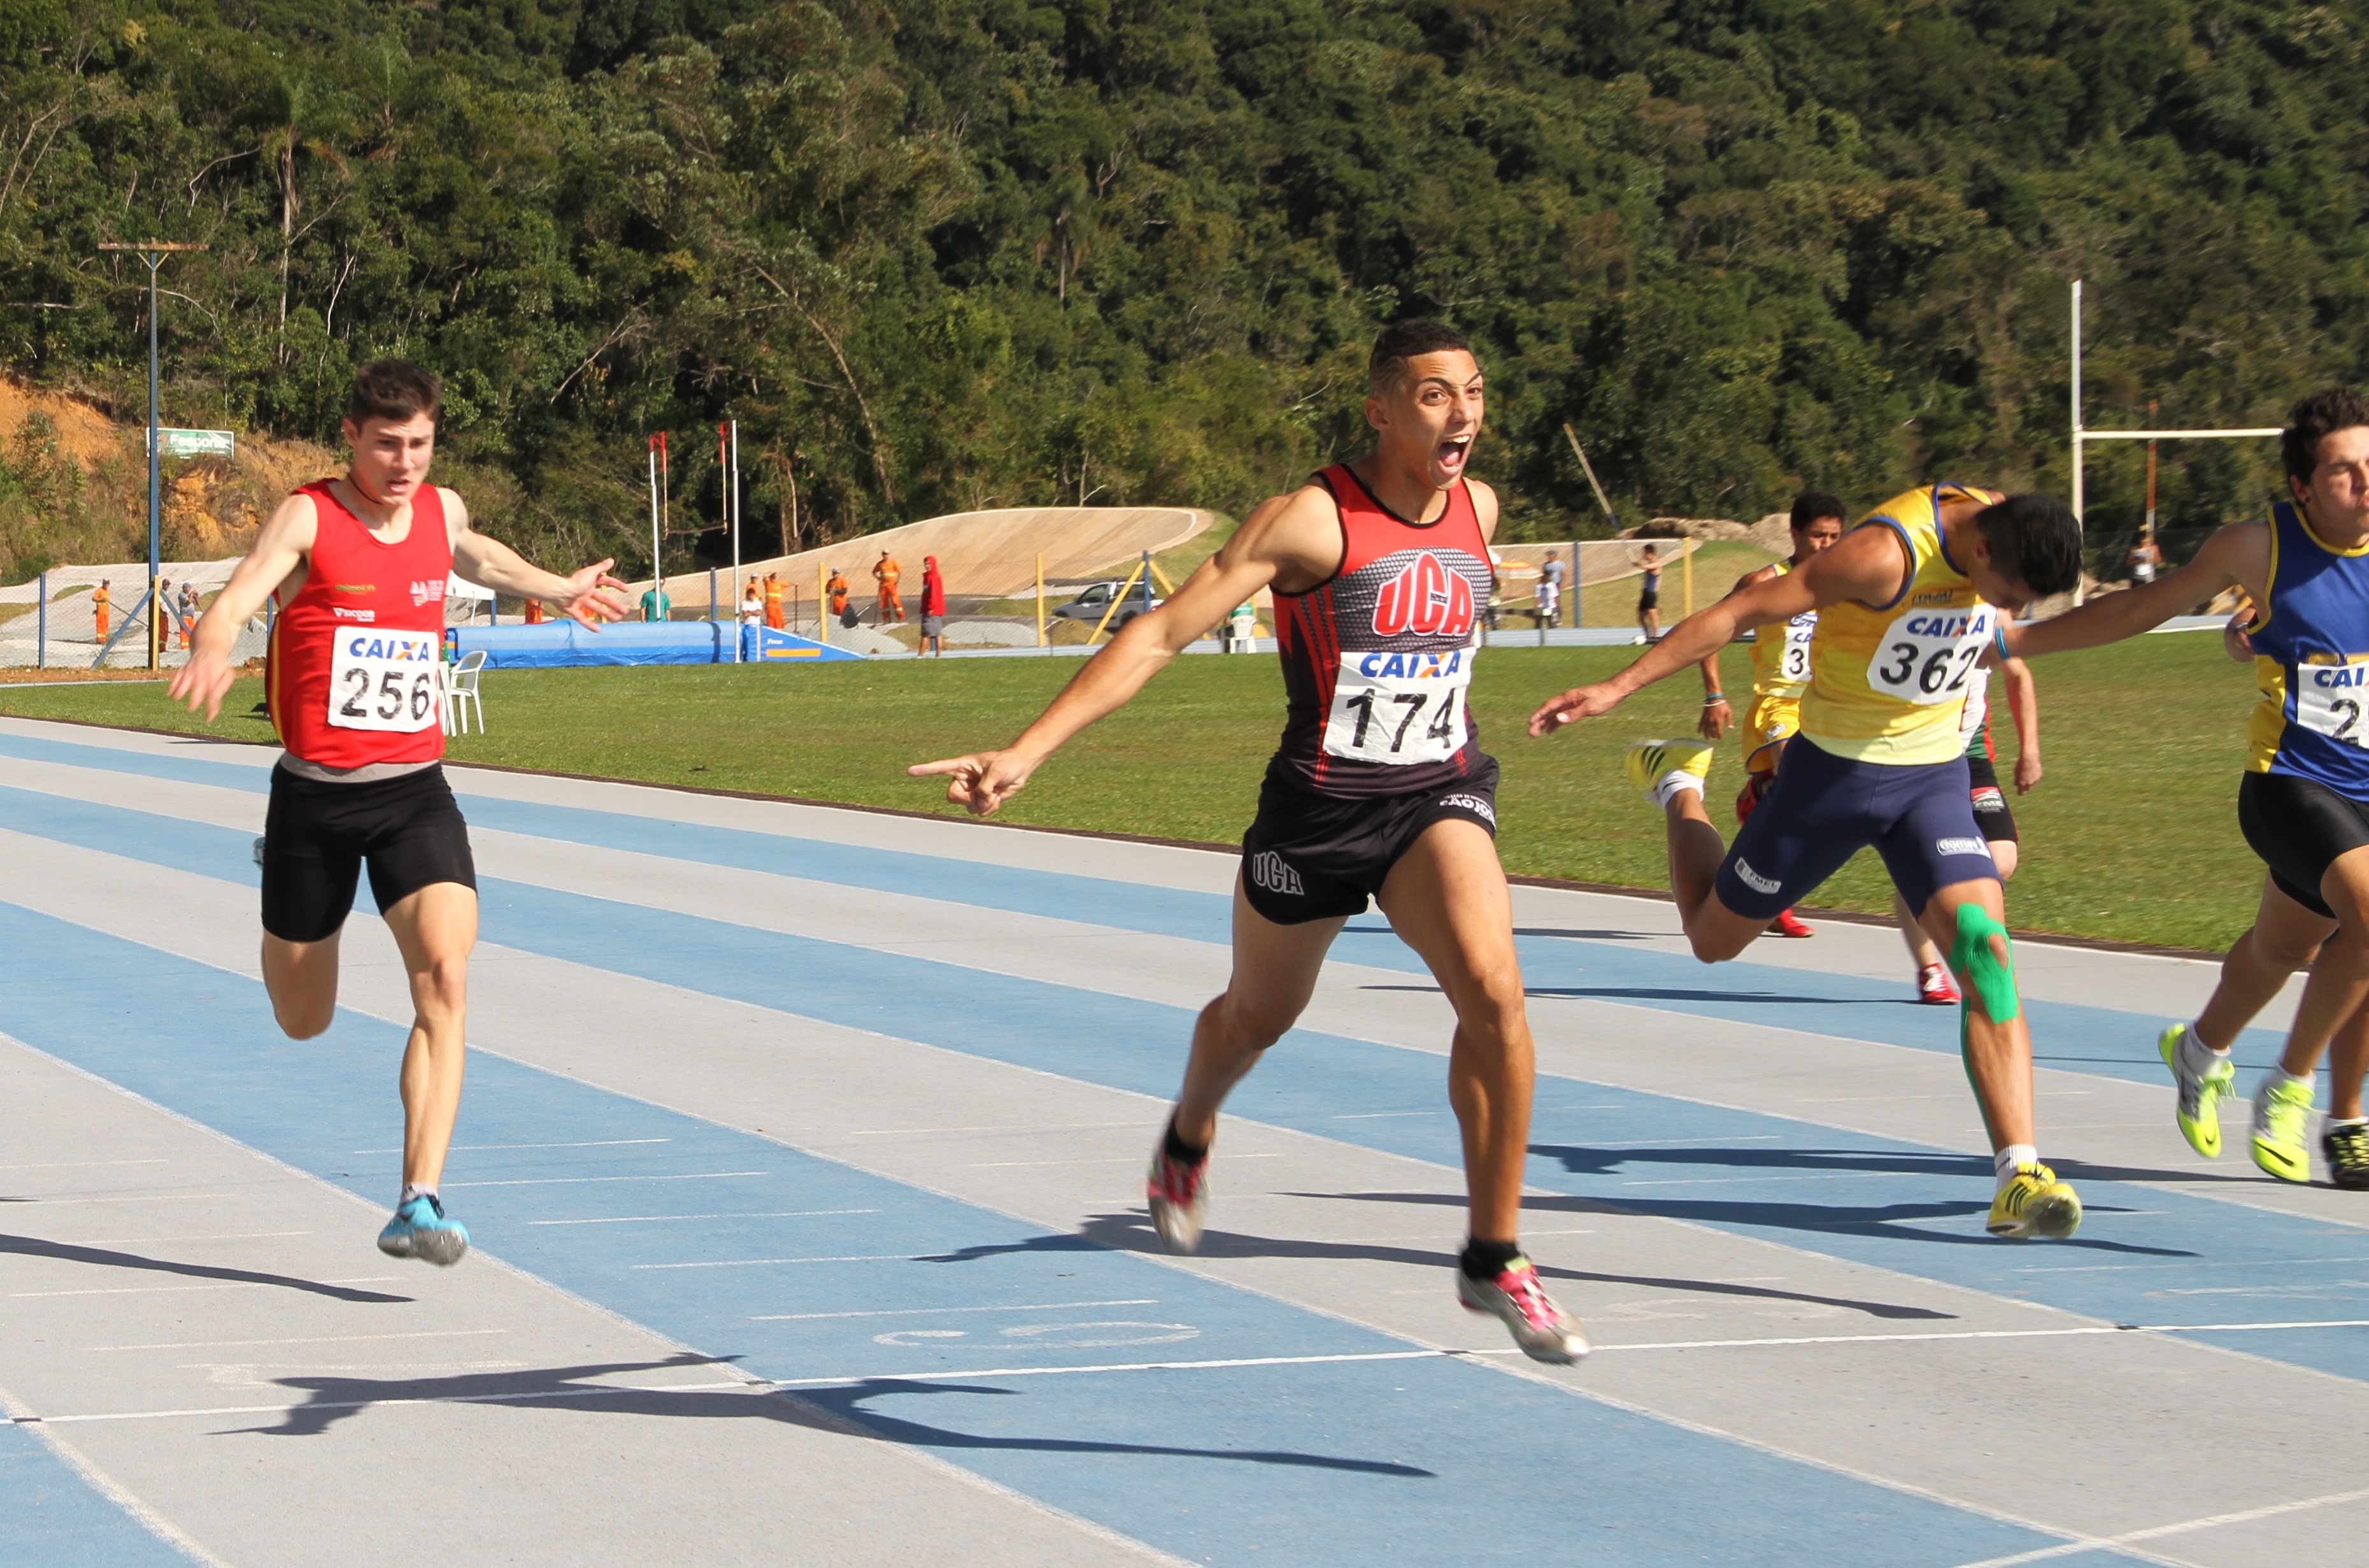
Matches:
[1713,737,1998,921]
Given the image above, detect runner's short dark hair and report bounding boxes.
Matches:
[1973,494,2082,597]
[1369,319,1473,392]
[1790,490,1847,531]
[348,360,441,431]
[2282,388,2369,487]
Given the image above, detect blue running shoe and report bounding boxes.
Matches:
[377,1194,469,1266]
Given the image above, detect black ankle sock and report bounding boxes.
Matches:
[1162,1120,1209,1166]
[1460,1237,1522,1280]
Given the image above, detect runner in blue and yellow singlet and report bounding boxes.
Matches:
[1530,481,2089,1240]
[1697,490,1848,939]
[2007,388,2369,1192]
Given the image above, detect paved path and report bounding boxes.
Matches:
[1,715,2364,1567]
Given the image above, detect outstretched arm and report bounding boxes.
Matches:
[909,488,1318,815]
[165,492,317,722]
[447,490,630,629]
[1696,564,1776,739]
[1530,527,1905,736]
[2006,522,2267,660]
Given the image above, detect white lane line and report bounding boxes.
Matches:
[1588,1135,1782,1148]
[94,1328,513,1353]
[847,1122,1147,1137]
[2017,1254,2369,1274]
[1944,1486,2369,1568]
[1619,1172,1872,1187]
[1591,1320,2369,1352]
[0,1158,169,1171]
[754,1299,1161,1322]
[529,1208,878,1227]
[351,1139,672,1153]
[82,1231,311,1246]
[11,1276,397,1299]
[630,1253,924,1270]
[26,1191,237,1206]
[443,1171,767,1188]
[1330,1111,1440,1120]
[964,1154,1283,1169]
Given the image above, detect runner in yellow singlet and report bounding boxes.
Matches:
[1697,491,1847,939]
[1531,481,2090,1241]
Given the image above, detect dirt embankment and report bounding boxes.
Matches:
[1,378,337,569]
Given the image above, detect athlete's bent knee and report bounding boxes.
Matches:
[1949,904,2020,1023]
[1207,991,1297,1053]
[273,998,334,1041]
[412,953,469,1020]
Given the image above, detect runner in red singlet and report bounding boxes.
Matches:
[166,360,627,1264]
[912,320,1588,1363]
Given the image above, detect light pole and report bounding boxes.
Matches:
[99,240,207,670]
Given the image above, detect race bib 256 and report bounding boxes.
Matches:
[328,629,441,733]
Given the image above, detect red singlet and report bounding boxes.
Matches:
[1269,464,1490,798]
[267,480,452,769]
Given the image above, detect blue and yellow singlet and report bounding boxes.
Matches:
[2246,500,2369,797]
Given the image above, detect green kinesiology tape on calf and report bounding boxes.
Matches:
[1949,904,2020,1024]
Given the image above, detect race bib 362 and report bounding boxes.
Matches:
[1866,604,1993,707]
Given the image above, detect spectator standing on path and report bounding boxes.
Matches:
[828,567,851,623]
[739,577,762,628]
[1636,546,1663,643]
[763,572,785,630]
[92,580,110,643]
[640,583,671,624]
[155,578,173,652]
[875,552,905,623]
[2130,536,2162,586]
[920,555,947,656]
[1539,554,1565,627]
[178,581,201,649]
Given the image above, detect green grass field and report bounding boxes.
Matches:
[1,629,2266,951]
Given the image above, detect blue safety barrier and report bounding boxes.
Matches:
[449,620,863,669]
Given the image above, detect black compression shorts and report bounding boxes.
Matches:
[1239,756,1500,925]
[2238,770,2369,920]
[262,764,478,943]
[1967,752,2018,845]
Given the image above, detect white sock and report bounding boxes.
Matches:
[399,1183,437,1208]
[2175,1023,2231,1078]
[1994,1144,2038,1186]
[1653,771,1704,811]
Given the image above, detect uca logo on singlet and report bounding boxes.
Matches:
[1371,553,1476,638]
[1248,850,1305,897]
[409,579,447,607]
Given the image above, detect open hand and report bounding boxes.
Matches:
[909,750,1039,816]
[1528,681,1626,737]
[558,560,632,630]
[165,648,237,723]
[1697,697,1732,741]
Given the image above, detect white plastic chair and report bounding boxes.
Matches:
[445,650,488,735]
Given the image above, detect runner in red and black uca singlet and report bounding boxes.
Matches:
[169,359,630,1267]
[912,318,1590,1364]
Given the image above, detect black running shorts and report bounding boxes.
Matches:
[262,764,478,943]
[1967,752,2018,845]
[2238,770,2369,919]
[1239,757,1500,925]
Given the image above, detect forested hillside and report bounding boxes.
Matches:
[4,0,2366,580]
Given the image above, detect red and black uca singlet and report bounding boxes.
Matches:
[267,480,452,769]
[1269,464,1491,798]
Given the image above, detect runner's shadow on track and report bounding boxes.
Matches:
[924,1211,1953,1321]
[1530,1141,2277,1191]
[1364,982,1919,1007]
[0,1233,411,1303]
[231,1357,1433,1475]
[1438,1171,2193,1258]
[1344,925,1658,942]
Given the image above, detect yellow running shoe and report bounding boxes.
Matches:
[2251,1074,2315,1183]
[1623,739,1715,806]
[1987,1162,2082,1239]
[2159,1023,2235,1159]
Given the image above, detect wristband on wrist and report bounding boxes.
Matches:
[1704,693,1728,706]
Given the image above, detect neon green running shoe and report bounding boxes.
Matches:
[2159,1023,2235,1159]
[1987,1162,2082,1240]
[1623,739,1715,806]
[2252,1075,2316,1183]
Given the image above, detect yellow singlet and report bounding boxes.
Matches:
[1798,482,2002,766]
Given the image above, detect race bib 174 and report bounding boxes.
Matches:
[1866,604,1993,707]
[328,629,442,733]
[2294,659,2369,750]
[1322,648,1473,764]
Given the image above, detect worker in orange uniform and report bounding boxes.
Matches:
[827,568,850,623]
[874,552,904,624]
[92,580,111,643]
[764,572,786,630]
[523,595,546,624]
